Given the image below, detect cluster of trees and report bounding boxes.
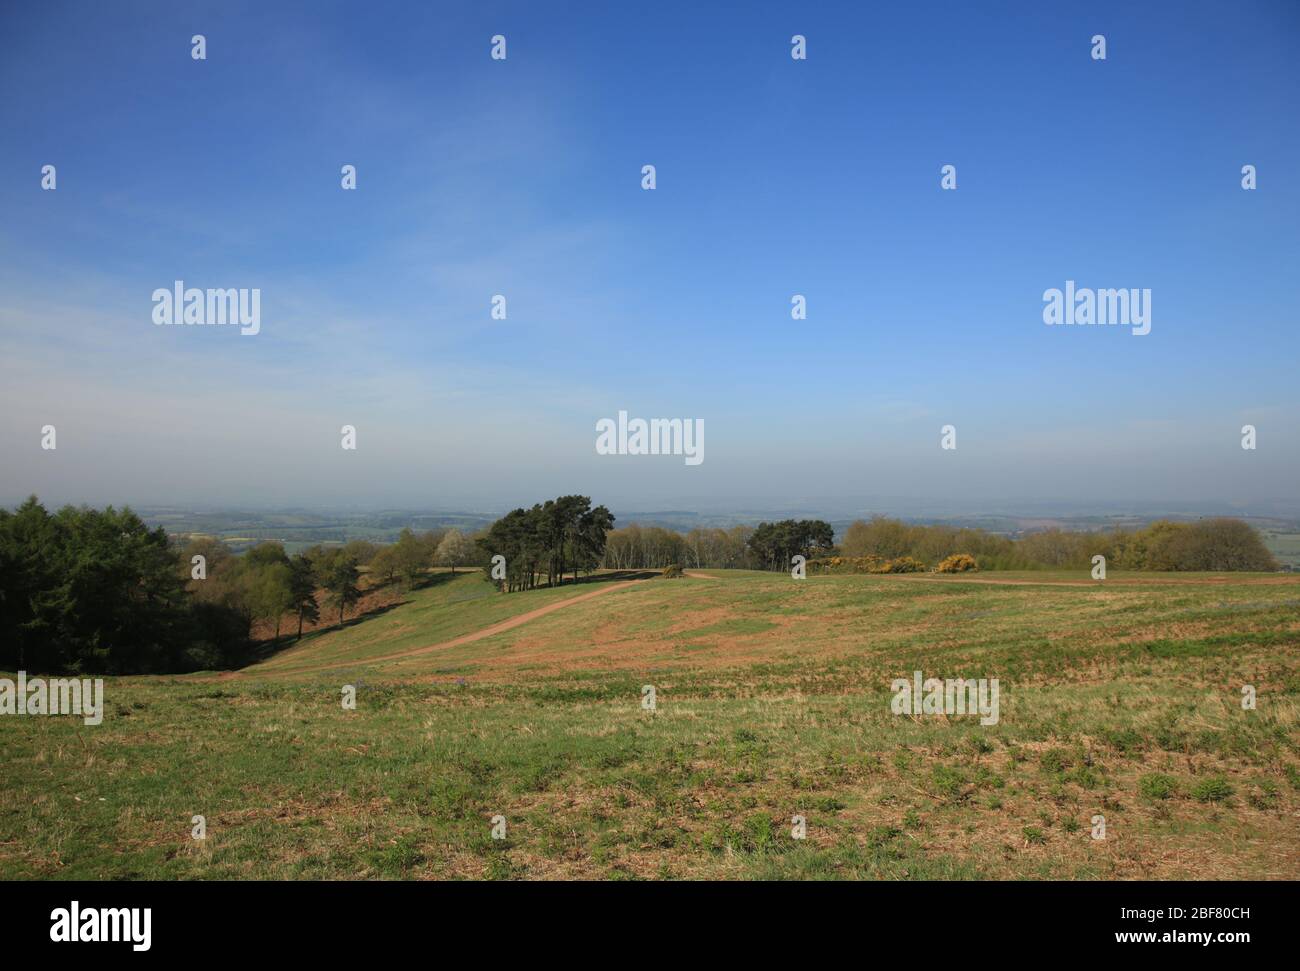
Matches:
[597,514,1278,574]
[601,520,834,572]
[478,496,614,592]
[0,498,299,674]
[1077,518,1277,572]
[0,498,498,675]
[840,517,1026,568]
[746,519,835,570]
[839,515,1278,572]
[0,498,203,674]
[180,538,361,648]
[369,528,478,586]
[602,525,755,570]
[186,526,489,646]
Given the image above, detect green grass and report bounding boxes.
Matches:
[2,568,1298,880]
[250,571,636,676]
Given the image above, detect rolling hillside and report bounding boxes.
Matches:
[3,568,1298,880]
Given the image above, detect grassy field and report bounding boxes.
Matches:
[1262,529,1300,570]
[3,568,1298,880]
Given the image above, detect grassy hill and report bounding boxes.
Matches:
[246,570,652,677]
[3,568,1298,879]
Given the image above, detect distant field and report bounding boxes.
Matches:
[3,568,1298,880]
[1262,530,1300,570]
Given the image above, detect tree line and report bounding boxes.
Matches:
[599,519,835,571]
[2,495,1279,675]
[0,498,492,675]
[601,524,756,570]
[837,515,1279,572]
[596,515,1279,573]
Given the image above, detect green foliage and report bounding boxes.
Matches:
[391,528,429,589]
[321,554,362,625]
[608,515,1278,574]
[931,765,969,801]
[0,497,245,673]
[477,496,615,592]
[251,561,295,639]
[1039,749,1072,776]
[746,519,835,572]
[288,553,319,638]
[837,515,1278,573]
[1190,776,1235,803]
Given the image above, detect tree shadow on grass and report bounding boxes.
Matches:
[241,569,657,669]
[536,570,660,587]
[410,570,465,590]
[244,598,412,665]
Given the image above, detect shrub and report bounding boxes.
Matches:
[1164,519,1274,574]
[1040,748,1072,775]
[808,555,876,574]
[1247,782,1278,810]
[1190,776,1234,803]
[931,765,969,801]
[935,553,978,573]
[877,556,925,574]
[1138,773,1178,800]
[661,564,684,578]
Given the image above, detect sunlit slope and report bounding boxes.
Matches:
[5,569,1298,880]
[244,571,647,678]
[248,569,1300,684]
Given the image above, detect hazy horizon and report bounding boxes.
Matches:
[6,493,1299,527]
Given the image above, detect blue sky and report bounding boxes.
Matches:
[1,0,1297,513]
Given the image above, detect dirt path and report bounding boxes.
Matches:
[684,571,721,580]
[226,577,649,679]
